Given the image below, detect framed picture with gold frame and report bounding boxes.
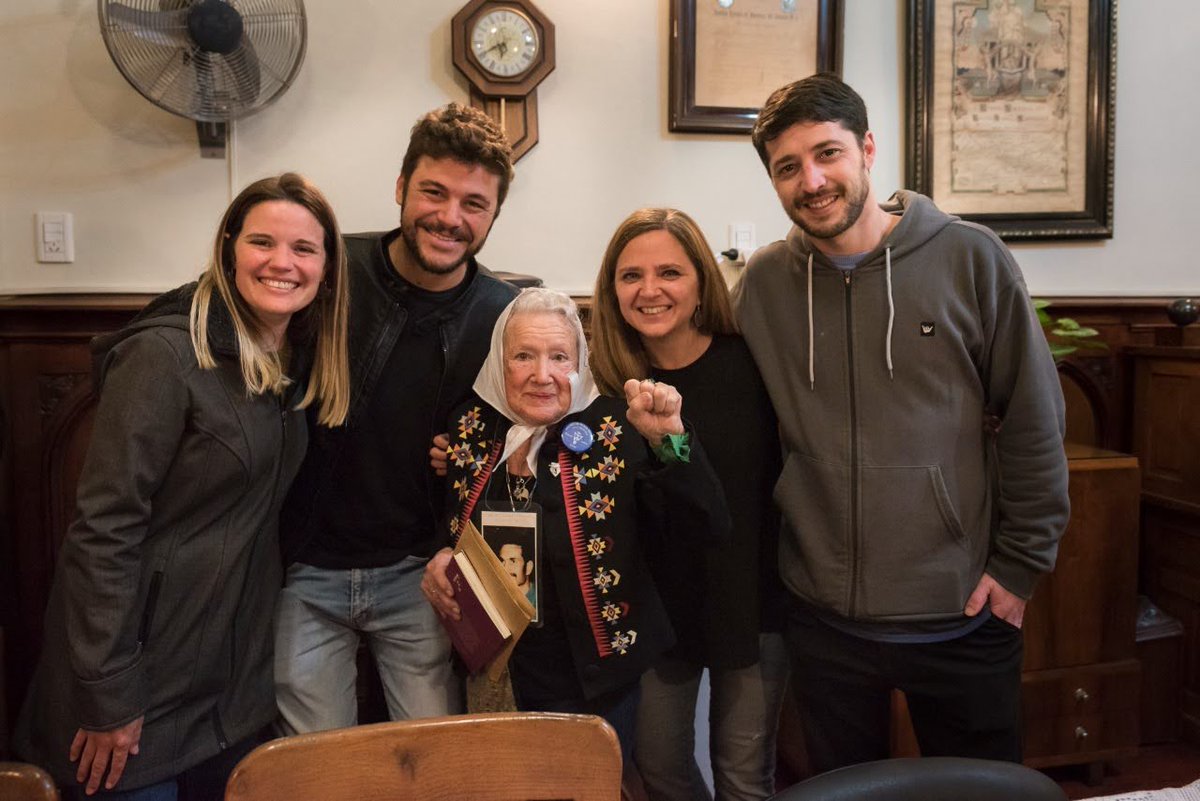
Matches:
[906,0,1116,240]
[669,0,843,134]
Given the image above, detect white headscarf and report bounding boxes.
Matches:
[473,288,600,475]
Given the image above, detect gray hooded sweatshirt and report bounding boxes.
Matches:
[734,190,1069,624]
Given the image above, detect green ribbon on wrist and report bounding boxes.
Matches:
[651,432,691,464]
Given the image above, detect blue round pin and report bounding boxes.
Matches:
[561,421,594,453]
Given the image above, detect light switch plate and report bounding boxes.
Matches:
[36,212,74,263]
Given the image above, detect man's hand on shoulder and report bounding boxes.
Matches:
[964,572,1026,628]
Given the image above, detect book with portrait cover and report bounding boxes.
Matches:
[442,521,536,679]
[443,550,511,675]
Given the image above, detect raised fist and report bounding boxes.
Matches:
[623,378,685,444]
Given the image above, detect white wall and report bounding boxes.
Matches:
[1,0,1195,296]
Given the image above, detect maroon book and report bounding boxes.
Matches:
[441,551,511,675]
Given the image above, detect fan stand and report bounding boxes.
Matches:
[196,121,228,159]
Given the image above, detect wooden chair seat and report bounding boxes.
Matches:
[225,711,622,801]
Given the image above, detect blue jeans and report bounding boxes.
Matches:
[635,633,790,801]
[64,781,176,801]
[274,557,463,734]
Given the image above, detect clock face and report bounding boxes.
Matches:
[470,7,540,78]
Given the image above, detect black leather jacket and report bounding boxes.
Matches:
[280,230,518,564]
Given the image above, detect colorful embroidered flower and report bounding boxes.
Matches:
[453,477,470,502]
[601,601,625,623]
[590,456,624,483]
[457,406,484,440]
[580,492,615,520]
[597,416,623,452]
[572,464,588,493]
[447,443,476,469]
[593,566,621,593]
[586,536,608,557]
[610,629,638,655]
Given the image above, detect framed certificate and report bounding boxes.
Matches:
[669,0,843,134]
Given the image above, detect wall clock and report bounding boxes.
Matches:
[452,0,556,160]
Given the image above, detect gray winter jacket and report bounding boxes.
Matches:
[15,285,308,790]
[734,191,1069,623]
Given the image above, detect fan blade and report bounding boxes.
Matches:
[106,3,191,49]
[222,35,262,106]
[189,49,219,118]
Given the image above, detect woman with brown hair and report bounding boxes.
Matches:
[591,208,788,801]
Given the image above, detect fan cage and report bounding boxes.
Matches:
[99,0,307,123]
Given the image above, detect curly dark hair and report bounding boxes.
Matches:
[400,103,515,208]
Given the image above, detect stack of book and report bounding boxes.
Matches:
[440,521,535,678]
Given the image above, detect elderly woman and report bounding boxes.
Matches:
[15,173,350,800]
[423,287,728,756]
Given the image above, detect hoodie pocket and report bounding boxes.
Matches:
[772,453,852,611]
[137,570,164,645]
[858,464,974,619]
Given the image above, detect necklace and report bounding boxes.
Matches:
[505,464,536,509]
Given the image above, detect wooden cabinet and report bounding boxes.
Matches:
[1022,662,1140,762]
[889,446,1143,770]
[0,295,151,743]
[1129,346,1200,743]
[1021,444,1141,770]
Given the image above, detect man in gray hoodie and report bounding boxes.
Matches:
[732,74,1069,772]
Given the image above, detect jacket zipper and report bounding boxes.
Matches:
[844,272,861,617]
[220,396,288,749]
[424,324,452,526]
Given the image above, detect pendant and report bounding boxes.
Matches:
[512,480,531,502]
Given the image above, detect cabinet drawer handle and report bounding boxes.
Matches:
[1075,726,1089,740]
[1074,688,1090,703]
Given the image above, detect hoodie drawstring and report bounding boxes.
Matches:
[884,246,894,380]
[806,251,814,390]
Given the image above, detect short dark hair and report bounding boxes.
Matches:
[400,103,515,208]
[751,73,869,169]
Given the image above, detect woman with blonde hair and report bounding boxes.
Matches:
[15,173,350,800]
[591,208,788,801]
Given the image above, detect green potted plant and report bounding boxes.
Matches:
[1034,300,1106,362]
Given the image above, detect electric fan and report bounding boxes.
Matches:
[98,0,307,157]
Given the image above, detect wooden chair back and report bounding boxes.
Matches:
[0,762,60,801]
[225,711,622,801]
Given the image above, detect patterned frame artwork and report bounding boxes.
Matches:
[906,0,1117,240]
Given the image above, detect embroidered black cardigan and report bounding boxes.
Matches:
[443,394,731,700]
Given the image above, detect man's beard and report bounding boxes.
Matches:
[788,167,870,241]
[398,218,481,276]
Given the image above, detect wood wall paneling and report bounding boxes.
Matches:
[0,296,149,731]
[1131,348,1200,744]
